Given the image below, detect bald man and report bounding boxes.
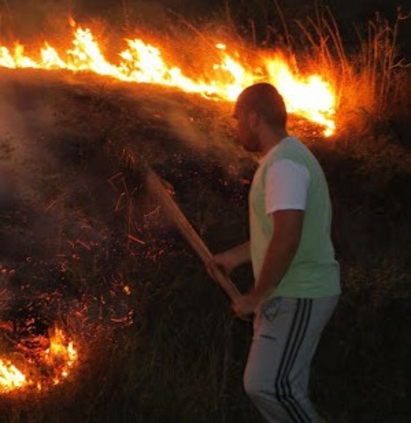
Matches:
[210,83,340,422]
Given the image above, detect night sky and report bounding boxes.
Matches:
[71,0,411,56]
[1,0,409,56]
[76,0,410,22]
[73,0,411,56]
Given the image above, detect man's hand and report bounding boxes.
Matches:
[206,251,236,280]
[206,242,251,281]
[231,292,260,321]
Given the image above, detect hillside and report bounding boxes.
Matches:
[0,67,410,422]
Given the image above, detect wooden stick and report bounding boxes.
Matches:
[145,167,241,301]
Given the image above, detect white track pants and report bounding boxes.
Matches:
[244,296,339,423]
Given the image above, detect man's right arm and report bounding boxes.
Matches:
[210,241,251,275]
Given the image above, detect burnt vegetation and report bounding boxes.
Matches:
[0,1,410,422]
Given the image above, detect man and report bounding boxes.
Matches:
[209,83,340,422]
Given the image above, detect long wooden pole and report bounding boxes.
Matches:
[145,167,241,301]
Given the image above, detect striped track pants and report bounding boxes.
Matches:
[243,295,339,423]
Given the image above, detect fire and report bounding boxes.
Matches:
[265,59,336,136]
[44,326,78,385]
[0,326,78,394]
[0,359,27,393]
[0,25,336,135]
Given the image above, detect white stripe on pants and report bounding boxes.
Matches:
[243,295,339,423]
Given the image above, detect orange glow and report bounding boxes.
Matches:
[0,359,28,393]
[44,326,78,381]
[0,326,77,394]
[265,58,336,136]
[0,25,337,135]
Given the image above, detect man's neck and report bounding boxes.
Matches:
[259,128,289,156]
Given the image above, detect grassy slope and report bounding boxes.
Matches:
[0,68,409,422]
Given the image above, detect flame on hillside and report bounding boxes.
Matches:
[0,25,336,136]
[0,325,78,394]
[0,359,27,392]
[44,326,78,386]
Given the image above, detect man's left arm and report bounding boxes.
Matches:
[232,209,304,319]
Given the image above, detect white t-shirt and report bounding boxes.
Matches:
[265,159,310,214]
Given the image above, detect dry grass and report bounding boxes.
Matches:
[0,2,410,422]
[292,5,411,134]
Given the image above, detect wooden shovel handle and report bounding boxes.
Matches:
[145,167,241,301]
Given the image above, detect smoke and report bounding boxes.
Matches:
[0,72,73,290]
[0,0,221,41]
[0,73,49,316]
[160,97,254,174]
[74,0,221,22]
[164,106,210,150]
[0,77,57,207]
[0,69,138,336]
[1,87,105,243]
[0,59,252,335]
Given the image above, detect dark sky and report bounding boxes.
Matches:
[75,0,408,22]
[74,0,410,46]
[1,0,409,55]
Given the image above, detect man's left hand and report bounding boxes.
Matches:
[232,292,260,321]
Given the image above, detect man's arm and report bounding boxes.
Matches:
[232,210,304,319]
[208,241,251,276]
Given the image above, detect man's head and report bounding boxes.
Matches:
[233,83,287,153]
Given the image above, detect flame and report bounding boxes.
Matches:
[0,359,28,393]
[0,326,77,394]
[44,326,78,385]
[0,25,336,135]
[265,58,336,136]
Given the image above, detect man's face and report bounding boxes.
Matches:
[233,107,260,153]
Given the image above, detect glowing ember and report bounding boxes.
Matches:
[0,326,78,394]
[44,326,78,385]
[0,25,336,135]
[0,359,27,393]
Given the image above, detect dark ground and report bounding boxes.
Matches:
[0,66,409,421]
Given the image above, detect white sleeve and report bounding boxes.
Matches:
[265,159,310,214]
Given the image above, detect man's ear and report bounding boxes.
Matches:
[248,110,260,129]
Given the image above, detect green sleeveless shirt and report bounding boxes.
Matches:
[249,137,340,298]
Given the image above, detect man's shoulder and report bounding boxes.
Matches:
[268,137,309,163]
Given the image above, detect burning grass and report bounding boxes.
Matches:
[0,325,77,393]
[0,1,410,421]
[0,20,337,136]
[0,63,409,421]
[0,1,409,143]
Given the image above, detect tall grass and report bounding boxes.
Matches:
[123,2,410,143]
[293,6,409,130]
[0,1,410,422]
[1,0,409,136]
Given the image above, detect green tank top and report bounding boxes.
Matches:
[249,136,340,298]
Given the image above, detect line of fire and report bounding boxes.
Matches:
[0,21,340,394]
[0,23,336,136]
